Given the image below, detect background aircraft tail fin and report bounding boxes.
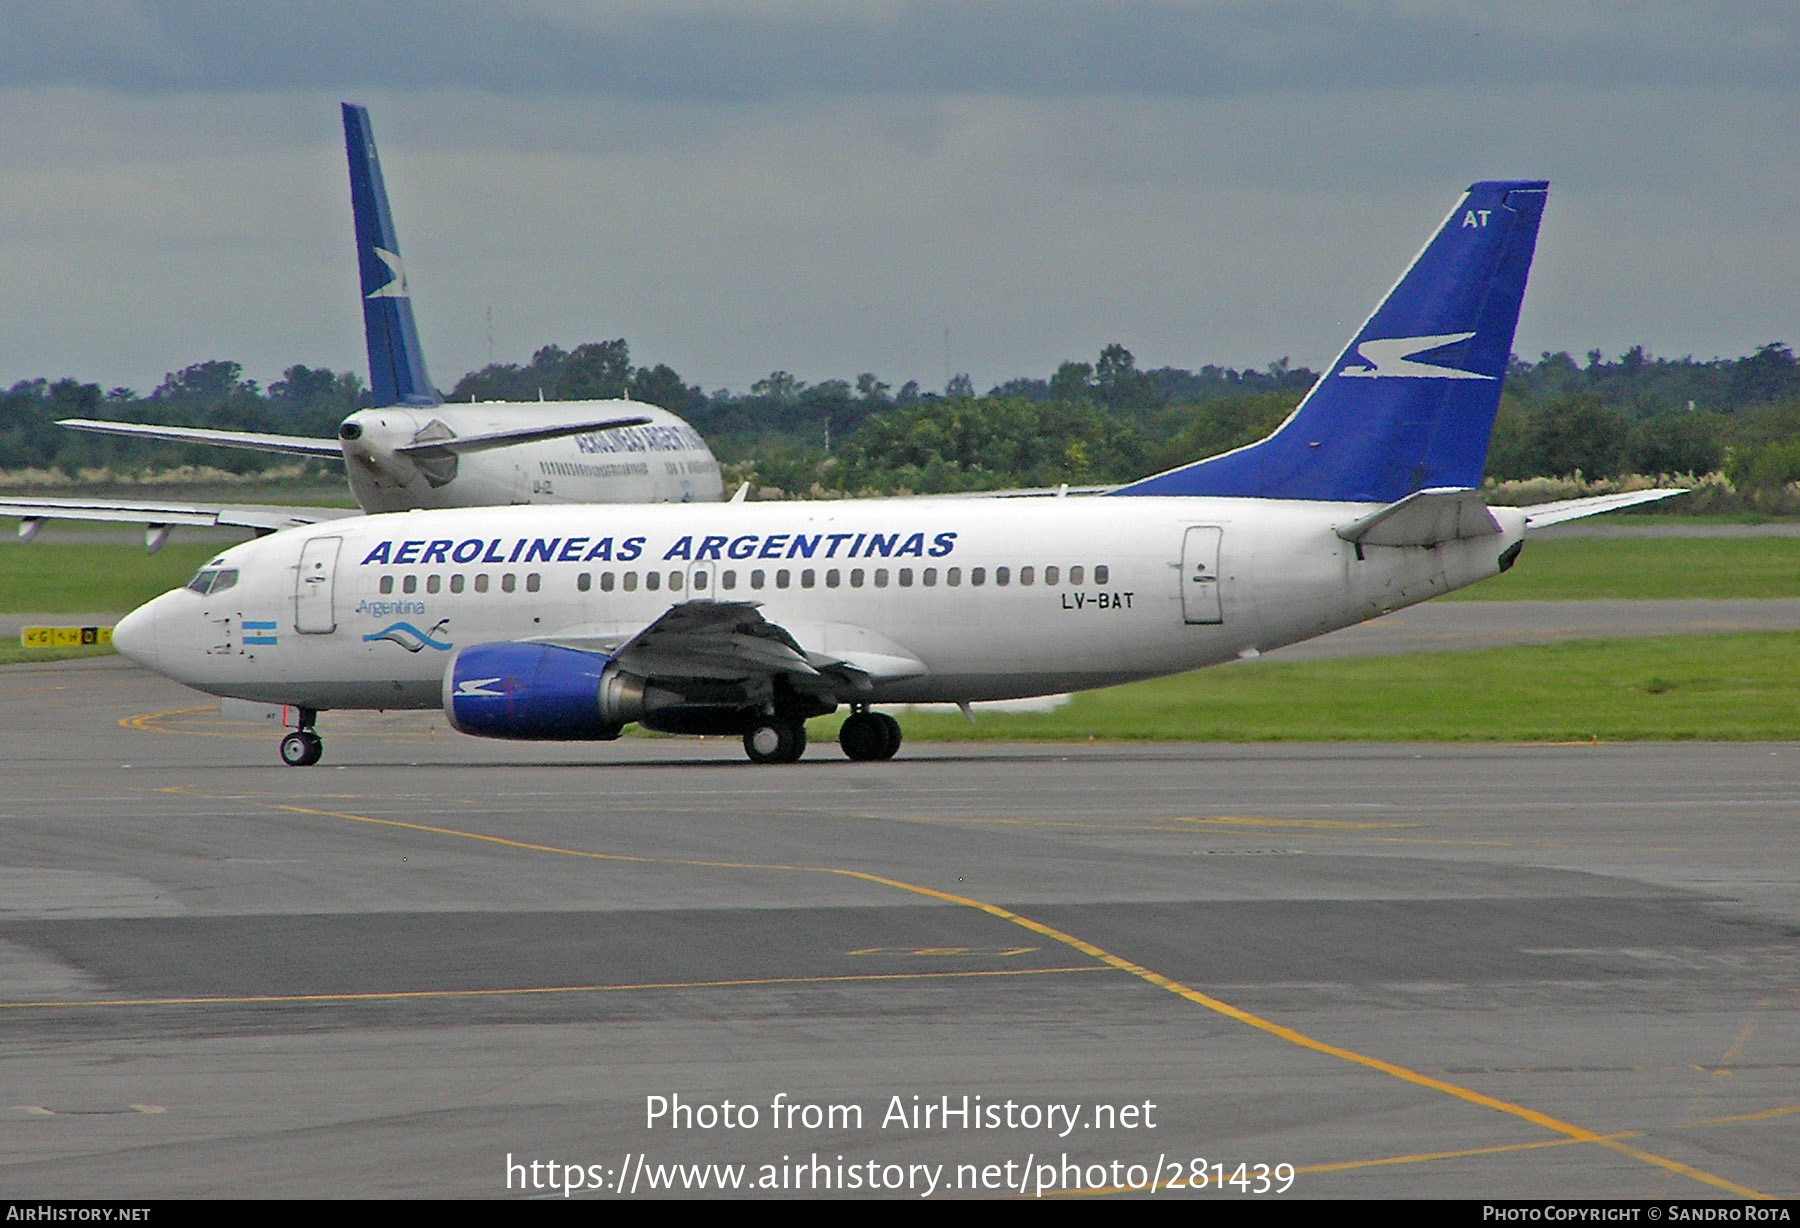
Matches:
[1112,180,1547,503]
[343,103,440,408]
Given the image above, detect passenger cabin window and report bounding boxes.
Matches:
[623,572,637,592]
[526,573,541,593]
[601,572,616,592]
[1069,565,1084,585]
[577,573,591,592]
[426,575,441,594]
[402,575,417,595]
[475,574,490,593]
[378,575,394,595]
[450,575,465,594]
[1095,565,1110,584]
[1019,566,1033,586]
[1044,565,1059,585]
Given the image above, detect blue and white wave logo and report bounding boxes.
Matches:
[361,618,451,653]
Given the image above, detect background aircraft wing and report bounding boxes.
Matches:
[58,418,343,458]
[393,415,653,456]
[0,497,358,552]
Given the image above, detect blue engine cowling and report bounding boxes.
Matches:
[443,642,623,741]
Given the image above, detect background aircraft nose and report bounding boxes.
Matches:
[111,600,161,671]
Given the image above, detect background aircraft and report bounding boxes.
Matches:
[112,180,1681,767]
[1,104,722,552]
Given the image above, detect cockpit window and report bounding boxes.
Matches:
[185,568,239,595]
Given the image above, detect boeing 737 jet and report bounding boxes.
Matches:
[2,104,721,552]
[112,181,1680,766]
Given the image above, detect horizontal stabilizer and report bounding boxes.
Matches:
[1521,488,1687,530]
[59,418,342,458]
[1334,488,1499,548]
[394,414,653,456]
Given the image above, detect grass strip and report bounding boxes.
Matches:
[823,632,1800,743]
[1448,536,1800,600]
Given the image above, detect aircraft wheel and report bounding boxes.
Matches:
[838,712,887,761]
[279,730,323,768]
[743,717,806,764]
[873,712,902,760]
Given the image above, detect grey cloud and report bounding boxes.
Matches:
[2,2,1795,101]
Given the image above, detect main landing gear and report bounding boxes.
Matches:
[740,707,903,764]
[743,715,807,764]
[279,708,323,767]
[838,708,901,762]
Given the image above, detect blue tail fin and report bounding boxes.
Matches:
[1112,180,1546,502]
[342,103,439,408]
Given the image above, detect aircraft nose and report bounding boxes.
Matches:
[111,599,161,672]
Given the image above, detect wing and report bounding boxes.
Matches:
[536,601,927,697]
[58,418,344,458]
[0,497,357,553]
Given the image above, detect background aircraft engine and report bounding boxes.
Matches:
[442,643,627,741]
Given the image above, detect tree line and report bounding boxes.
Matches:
[5,341,1800,504]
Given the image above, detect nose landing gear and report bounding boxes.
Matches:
[279,709,323,767]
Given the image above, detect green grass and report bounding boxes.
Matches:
[1448,536,1800,600]
[0,642,116,666]
[0,542,220,612]
[812,632,1800,743]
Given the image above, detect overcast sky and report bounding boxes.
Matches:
[2,1,1796,398]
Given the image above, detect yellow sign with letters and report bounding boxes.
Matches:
[20,626,113,648]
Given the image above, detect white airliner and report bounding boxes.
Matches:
[1,103,721,552]
[111,181,1680,766]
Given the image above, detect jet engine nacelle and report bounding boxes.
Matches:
[443,642,628,741]
[442,642,744,741]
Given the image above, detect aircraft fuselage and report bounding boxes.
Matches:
[114,496,1524,713]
